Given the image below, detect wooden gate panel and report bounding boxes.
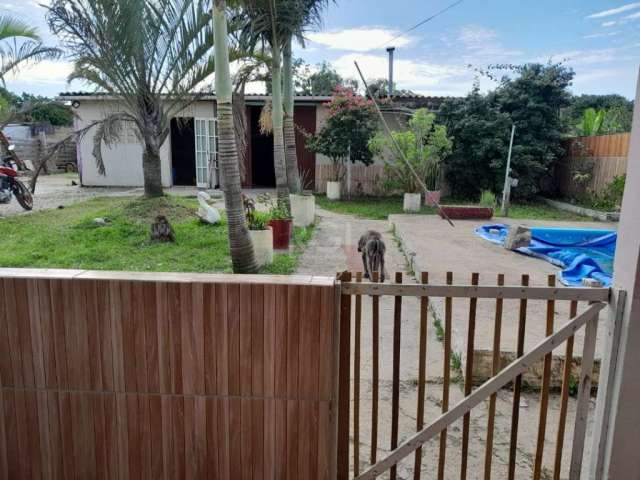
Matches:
[0,269,339,479]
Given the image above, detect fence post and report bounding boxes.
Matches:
[337,272,352,480]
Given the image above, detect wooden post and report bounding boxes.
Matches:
[337,271,352,480]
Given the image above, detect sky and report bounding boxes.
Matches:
[2,0,640,99]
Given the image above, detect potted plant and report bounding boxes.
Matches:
[243,195,273,267]
[424,158,442,206]
[369,108,452,212]
[306,86,378,201]
[290,168,316,226]
[259,193,293,250]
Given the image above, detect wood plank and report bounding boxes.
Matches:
[116,393,130,480]
[356,302,606,480]
[97,280,114,392]
[3,391,18,479]
[149,395,163,479]
[110,281,125,393]
[263,284,276,398]
[275,285,288,396]
[121,282,138,393]
[252,398,265,479]
[171,395,185,480]
[180,282,195,395]
[414,272,429,480]
[461,272,479,480]
[195,397,207,479]
[15,279,36,387]
[340,283,609,302]
[204,283,217,395]
[161,395,174,480]
[184,396,196,479]
[84,280,103,391]
[215,283,229,396]
[0,279,14,387]
[508,274,529,480]
[287,399,299,480]
[36,391,52,480]
[0,391,9,479]
[287,285,301,397]
[157,282,172,395]
[144,281,160,393]
[264,398,276,479]
[391,272,403,480]
[3,279,24,387]
[533,275,556,480]
[354,272,363,476]
[25,390,43,479]
[240,283,253,397]
[227,283,241,396]
[206,397,219,479]
[241,397,253,480]
[484,273,505,480]
[569,312,599,479]
[371,270,380,465]
[229,398,242,479]
[318,285,334,400]
[338,272,352,479]
[252,283,265,397]
[47,391,65,480]
[15,389,33,479]
[437,271,453,480]
[192,284,206,396]
[27,278,46,389]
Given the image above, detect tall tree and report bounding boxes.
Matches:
[213,0,258,273]
[47,0,217,197]
[281,0,329,194]
[0,15,61,84]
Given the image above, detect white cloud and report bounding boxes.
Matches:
[5,60,73,86]
[457,25,523,63]
[624,10,640,19]
[586,2,640,18]
[330,53,470,96]
[602,20,618,27]
[307,28,412,52]
[583,31,621,39]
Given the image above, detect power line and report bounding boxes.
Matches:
[375,0,464,49]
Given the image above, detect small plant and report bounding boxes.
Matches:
[257,192,291,220]
[479,190,497,208]
[243,194,269,230]
[433,318,444,342]
[568,373,579,397]
[369,108,452,194]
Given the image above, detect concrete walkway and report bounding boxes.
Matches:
[296,208,595,479]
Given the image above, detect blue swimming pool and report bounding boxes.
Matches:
[475,225,616,286]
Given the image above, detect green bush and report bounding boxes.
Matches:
[479,190,497,208]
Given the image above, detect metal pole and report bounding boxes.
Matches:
[501,124,516,217]
[386,47,395,98]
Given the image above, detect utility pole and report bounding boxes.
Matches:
[386,47,395,98]
[501,124,516,217]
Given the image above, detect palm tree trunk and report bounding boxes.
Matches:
[213,0,258,274]
[142,135,163,197]
[270,39,290,210]
[283,37,301,193]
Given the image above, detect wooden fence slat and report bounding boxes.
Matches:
[414,272,429,480]
[390,272,403,480]
[370,270,380,465]
[508,274,529,480]
[437,271,454,480]
[461,273,479,480]
[484,273,505,480]
[354,272,363,476]
[569,311,599,479]
[355,302,606,480]
[337,272,352,480]
[533,275,557,480]
[553,301,577,480]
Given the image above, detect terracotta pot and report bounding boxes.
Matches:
[425,189,441,206]
[268,218,293,250]
[249,227,273,267]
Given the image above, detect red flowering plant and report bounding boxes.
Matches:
[306,86,379,181]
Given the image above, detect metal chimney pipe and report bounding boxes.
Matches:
[386,47,395,98]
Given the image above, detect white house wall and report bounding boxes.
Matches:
[74,99,217,188]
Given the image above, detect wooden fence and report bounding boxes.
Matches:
[0,269,339,479]
[315,164,385,196]
[556,133,630,197]
[336,271,612,480]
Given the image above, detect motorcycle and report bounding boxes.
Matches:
[0,145,33,211]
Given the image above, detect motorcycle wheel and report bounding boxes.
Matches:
[11,179,33,211]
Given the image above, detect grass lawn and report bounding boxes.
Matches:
[316,195,590,221]
[0,196,313,274]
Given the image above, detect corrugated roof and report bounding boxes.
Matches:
[58,91,333,103]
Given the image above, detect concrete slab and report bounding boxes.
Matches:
[390,214,616,386]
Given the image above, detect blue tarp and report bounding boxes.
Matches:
[475,224,616,286]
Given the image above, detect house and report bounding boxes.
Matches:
[60,92,449,193]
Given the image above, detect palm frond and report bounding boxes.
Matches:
[0,15,40,42]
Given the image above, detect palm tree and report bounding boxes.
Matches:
[0,15,61,84]
[213,0,258,273]
[46,0,217,198]
[282,0,329,194]
[240,0,294,209]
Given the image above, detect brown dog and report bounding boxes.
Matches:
[357,230,387,282]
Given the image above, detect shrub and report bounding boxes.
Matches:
[306,87,378,181]
[369,108,452,193]
[479,190,497,208]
